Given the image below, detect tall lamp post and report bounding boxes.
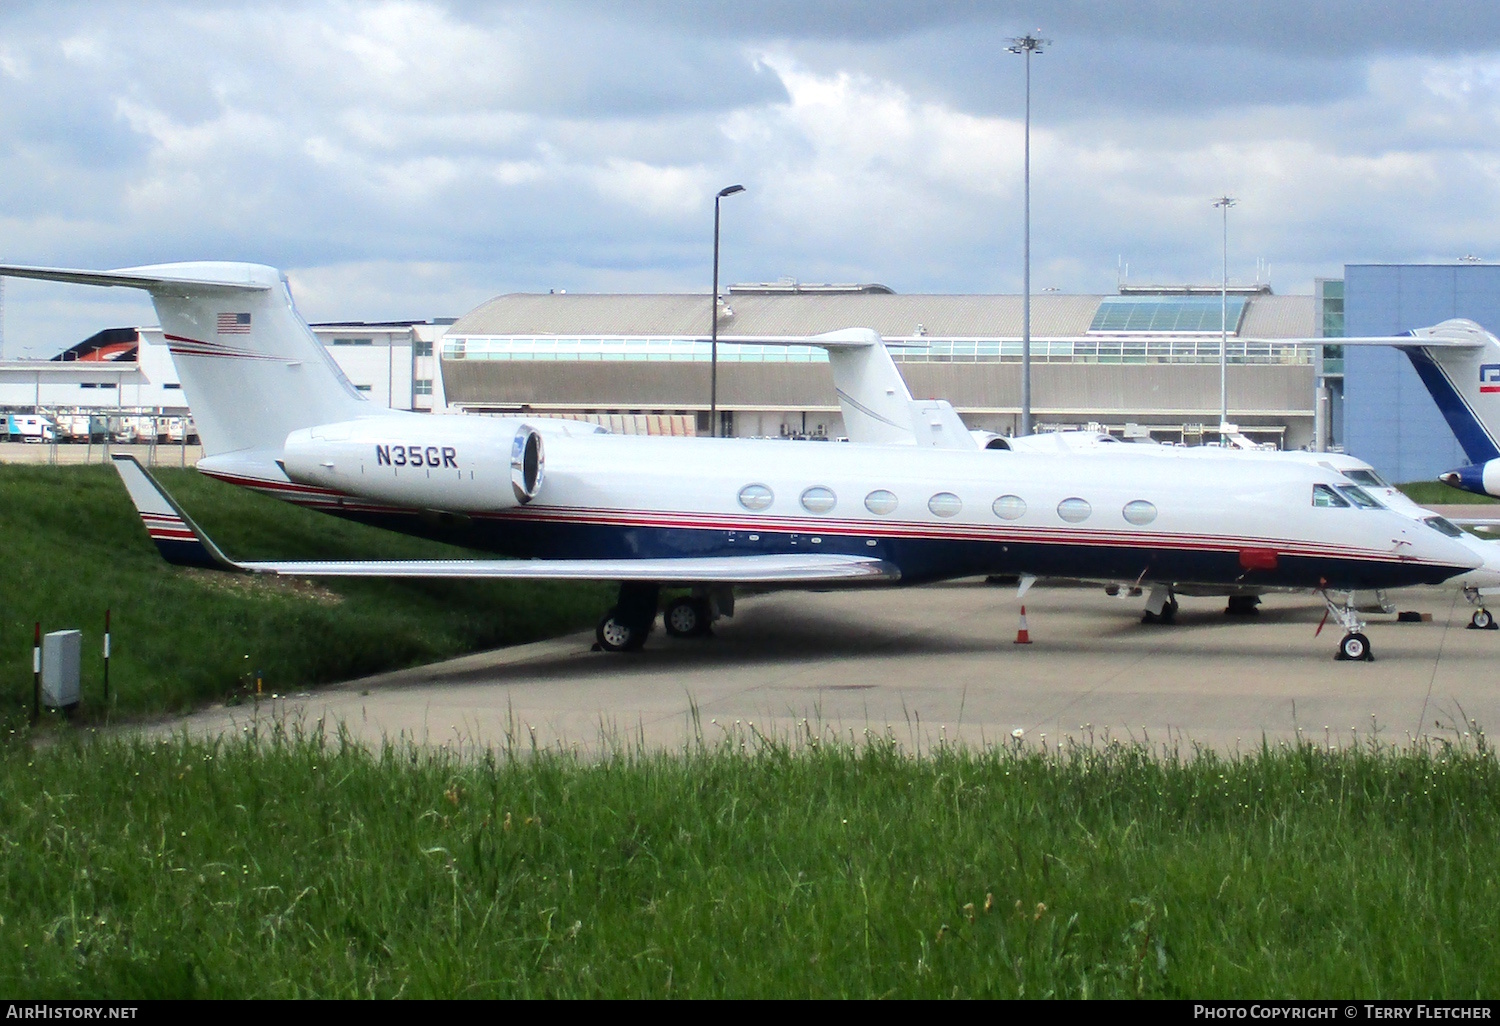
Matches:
[1213,195,1237,438]
[1008,33,1048,437]
[710,184,746,438]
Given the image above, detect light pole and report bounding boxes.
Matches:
[710,184,745,438]
[1008,34,1048,437]
[1213,195,1237,438]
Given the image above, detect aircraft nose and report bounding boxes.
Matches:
[1398,519,1482,572]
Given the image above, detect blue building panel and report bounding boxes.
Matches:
[1343,264,1500,482]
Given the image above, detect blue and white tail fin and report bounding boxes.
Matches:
[1336,318,1500,465]
[0,261,371,457]
[110,453,236,570]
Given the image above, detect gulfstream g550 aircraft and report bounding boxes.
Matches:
[0,261,1482,660]
[807,327,1500,630]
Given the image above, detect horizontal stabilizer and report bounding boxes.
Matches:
[0,263,271,292]
[1253,319,1492,348]
[111,454,899,584]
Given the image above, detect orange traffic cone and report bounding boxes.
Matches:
[1014,605,1032,644]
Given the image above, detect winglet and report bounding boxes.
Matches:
[110,454,241,570]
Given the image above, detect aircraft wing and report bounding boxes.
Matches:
[110,454,899,584]
[217,554,897,582]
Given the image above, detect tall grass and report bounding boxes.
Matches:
[1,465,608,719]
[3,726,1497,998]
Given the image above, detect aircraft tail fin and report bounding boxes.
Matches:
[1398,320,1500,464]
[1,262,371,457]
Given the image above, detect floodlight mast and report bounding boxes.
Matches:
[1213,195,1237,438]
[1007,33,1049,437]
[710,184,745,439]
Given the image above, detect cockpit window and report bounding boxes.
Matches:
[1312,484,1351,508]
[1424,515,1465,538]
[1336,485,1385,510]
[1343,469,1391,489]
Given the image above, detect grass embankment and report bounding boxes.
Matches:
[3,730,1497,998]
[1397,481,1498,505]
[1,464,609,719]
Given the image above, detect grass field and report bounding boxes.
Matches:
[1397,480,1498,505]
[2,728,1497,999]
[1,464,609,721]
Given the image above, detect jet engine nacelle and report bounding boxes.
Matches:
[1440,459,1500,499]
[281,416,544,511]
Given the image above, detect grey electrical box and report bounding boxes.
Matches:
[42,629,82,708]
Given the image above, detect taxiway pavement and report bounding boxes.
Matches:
[139,581,1500,755]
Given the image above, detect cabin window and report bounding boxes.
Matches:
[738,484,774,512]
[1424,515,1465,538]
[1122,499,1158,525]
[1057,497,1092,523]
[928,492,962,517]
[801,487,837,514]
[992,495,1026,520]
[1312,484,1350,508]
[864,490,898,515]
[1336,485,1384,510]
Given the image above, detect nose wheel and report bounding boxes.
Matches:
[1322,591,1374,662]
[1470,608,1496,630]
[1336,632,1373,662]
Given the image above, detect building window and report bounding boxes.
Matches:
[355,384,373,392]
[414,339,434,357]
[99,382,117,390]
[164,383,182,390]
[80,383,98,389]
[333,337,374,346]
[414,379,434,396]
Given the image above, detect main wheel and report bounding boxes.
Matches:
[596,608,646,652]
[1337,632,1372,661]
[1158,595,1179,625]
[664,596,710,638]
[1471,608,1495,630]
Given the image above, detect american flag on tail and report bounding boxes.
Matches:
[217,312,251,334]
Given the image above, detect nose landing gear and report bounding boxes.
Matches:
[1463,588,1498,630]
[1322,591,1375,661]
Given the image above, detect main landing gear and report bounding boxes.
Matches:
[664,595,714,638]
[1322,591,1374,662]
[1141,586,1178,625]
[1224,594,1261,616]
[595,582,660,653]
[1463,587,1498,631]
[595,585,729,652]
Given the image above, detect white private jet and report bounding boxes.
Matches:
[0,261,1482,660]
[791,327,1500,630]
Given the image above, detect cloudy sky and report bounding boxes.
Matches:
[5,0,1500,354]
